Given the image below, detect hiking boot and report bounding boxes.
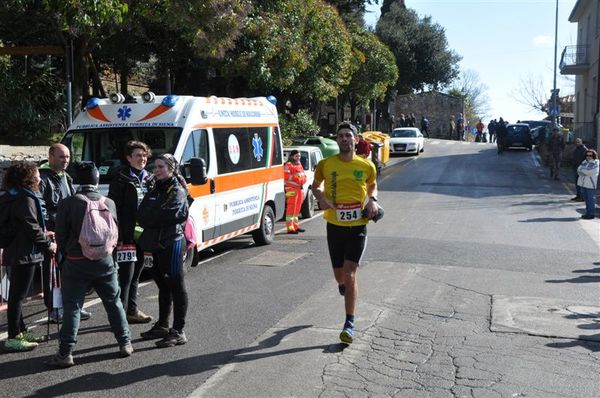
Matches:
[119,342,134,357]
[140,323,170,340]
[155,329,187,348]
[4,336,38,352]
[339,322,354,344]
[127,309,153,324]
[571,196,581,201]
[20,331,42,343]
[45,352,75,368]
[80,309,92,321]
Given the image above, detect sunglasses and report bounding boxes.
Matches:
[586,154,594,157]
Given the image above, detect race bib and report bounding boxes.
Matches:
[143,252,154,268]
[335,203,362,222]
[116,244,137,263]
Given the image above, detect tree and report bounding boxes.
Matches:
[227,0,354,116]
[511,73,552,114]
[447,69,491,124]
[376,1,460,94]
[341,25,398,120]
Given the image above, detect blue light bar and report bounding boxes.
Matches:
[162,95,179,107]
[267,95,277,105]
[86,97,101,109]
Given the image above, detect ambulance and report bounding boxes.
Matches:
[61,92,286,267]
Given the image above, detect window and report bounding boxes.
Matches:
[213,126,279,174]
[181,129,209,168]
[61,127,182,184]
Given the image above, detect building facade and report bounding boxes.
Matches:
[560,0,599,150]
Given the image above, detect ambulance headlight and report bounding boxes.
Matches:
[85,97,100,110]
[142,91,155,103]
[267,95,277,105]
[109,93,125,104]
[162,95,179,107]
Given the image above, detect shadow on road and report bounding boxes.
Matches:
[518,217,580,223]
[0,325,343,396]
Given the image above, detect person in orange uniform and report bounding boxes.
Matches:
[284,150,307,234]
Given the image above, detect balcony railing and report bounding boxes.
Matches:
[560,45,589,75]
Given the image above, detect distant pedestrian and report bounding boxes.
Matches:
[355,134,372,158]
[408,113,416,128]
[577,149,599,219]
[1,161,57,352]
[549,128,565,180]
[420,116,429,138]
[496,117,507,154]
[456,113,464,141]
[488,119,497,143]
[570,138,588,202]
[475,119,485,142]
[449,116,456,140]
[399,114,407,128]
[46,162,131,367]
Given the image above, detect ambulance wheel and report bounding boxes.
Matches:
[252,205,275,246]
[301,190,316,219]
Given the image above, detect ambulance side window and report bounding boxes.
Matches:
[181,129,209,177]
[272,127,283,165]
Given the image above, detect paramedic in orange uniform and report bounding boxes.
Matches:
[284,150,307,234]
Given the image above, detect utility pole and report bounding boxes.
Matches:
[552,0,559,127]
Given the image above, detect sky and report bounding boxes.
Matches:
[365,0,579,123]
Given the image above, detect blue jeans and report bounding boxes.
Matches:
[59,256,130,355]
[582,187,596,217]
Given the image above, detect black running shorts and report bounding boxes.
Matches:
[326,223,368,268]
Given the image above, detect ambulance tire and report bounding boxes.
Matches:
[301,190,315,219]
[252,205,275,246]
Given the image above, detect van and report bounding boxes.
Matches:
[61,92,286,267]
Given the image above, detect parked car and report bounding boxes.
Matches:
[504,123,533,151]
[389,127,424,156]
[519,120,552,146]
[292,136,339,158]
[283,146,324,218]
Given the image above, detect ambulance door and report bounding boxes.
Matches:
[180,129,217,244]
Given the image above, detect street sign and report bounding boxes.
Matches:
[548,104,560,116]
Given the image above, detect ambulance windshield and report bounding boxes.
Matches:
[61,127,183,184]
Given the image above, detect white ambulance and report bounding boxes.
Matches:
[61,92,286,267]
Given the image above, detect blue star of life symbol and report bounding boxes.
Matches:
[117,106,132,121]
[252,134,263,161]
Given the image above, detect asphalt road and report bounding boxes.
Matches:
[1,139,598,397]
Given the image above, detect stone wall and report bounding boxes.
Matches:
[391,92,463,138]
[0,145,49,187]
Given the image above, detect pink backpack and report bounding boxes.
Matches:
[77,194,118,260]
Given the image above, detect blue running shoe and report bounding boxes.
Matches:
[339,322,354,344]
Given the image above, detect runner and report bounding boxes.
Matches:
[311,121,378,344]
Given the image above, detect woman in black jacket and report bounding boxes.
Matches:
[108,140,154,324]
[137,154,190,348]
[1,161,56,352]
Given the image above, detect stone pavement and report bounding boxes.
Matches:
[191,261,600,398]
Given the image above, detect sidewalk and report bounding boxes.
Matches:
[190,261,600,398]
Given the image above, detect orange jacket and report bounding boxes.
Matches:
[284,161,306,189]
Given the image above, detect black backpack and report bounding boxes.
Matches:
[0,192,16,248]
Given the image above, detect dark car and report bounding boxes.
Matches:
[519,120,553,145]
[504,123,533,151]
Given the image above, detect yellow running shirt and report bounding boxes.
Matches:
[313,154,377,227]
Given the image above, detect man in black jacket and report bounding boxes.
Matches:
[39,143,91,322]
[571,138,588,201]
[46,162,132,367]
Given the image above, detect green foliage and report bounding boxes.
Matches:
[0,58,66,144]
[377,1,460,94]
[279,109,319,145]
[342,25,398,108]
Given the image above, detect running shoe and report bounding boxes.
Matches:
[20,331,42,343]
[141,323,170,340]
[127,309,153,324]
[45,352,75,368]
[155,329,187,348]
[119,342,134,357]
[4,336,38,352]
[339,322,354,344]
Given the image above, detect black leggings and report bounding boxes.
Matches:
[151,239,188,332]
[7,264,37,338]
